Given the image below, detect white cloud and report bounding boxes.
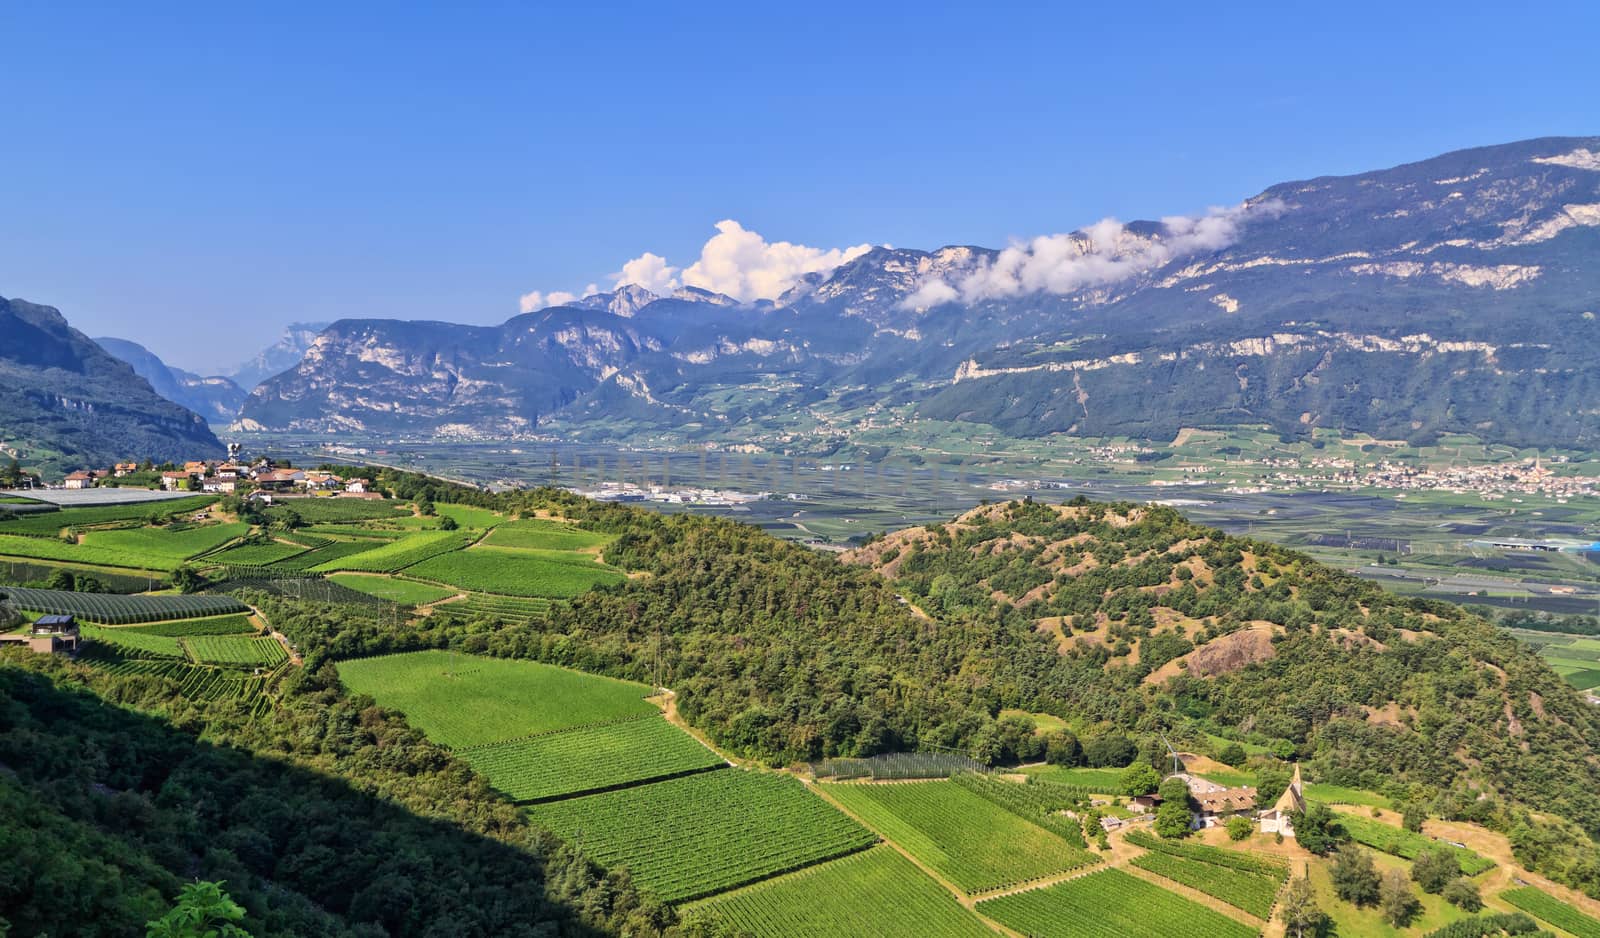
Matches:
[518,289,580,313]
[615,252,679,295]
[901,278,960,311]
[612,220,876,303]
[903,199,1286,308]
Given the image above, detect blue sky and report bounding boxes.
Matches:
[2,1,1596,372]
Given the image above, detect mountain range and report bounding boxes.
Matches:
[0,296,224,470]
[221,136,1600,450]
[92,337,248,424]
[5,136,1599,470]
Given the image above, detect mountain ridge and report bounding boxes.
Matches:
[231,135,1600,447]
[0,296,225,470]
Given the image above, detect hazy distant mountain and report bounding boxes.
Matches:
[0,296,224,471]
[94,337,247,423]
[227,321,330,390]
[238,137,1600,449]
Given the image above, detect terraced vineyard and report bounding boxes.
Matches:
[183,635,288,668]
[309,531,474,574]
[951,772,1090,846]
[1129,850,1282,919]
[202,539,310,566]
[263,499,411,523]
[480,519,612,552]
[819,779,1097,893]
[326,573,459,605]
[266,540,379,572]
[1500,887,1600,938]
[81,650,279,715]
[528,770,875,902]
[442,592,557,624]
[1338,813,1496,874]
[459,716,725,802]
[1123,831,1290,878]
[975,868,1259,938]
[403,546,625,598]
[0,587,247,623]
[690,846,993,938]
[336,650,658,748]
[80,522,250,565]
[129,615,258,637]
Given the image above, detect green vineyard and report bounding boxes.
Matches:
[0,587,248,623]
[1129,850,1283,919]
[262,499,411,523]
[443,593,556,624]
[1123,831,1289,879]
[690,846,993,938]
[1338,813,1496,874]
[309,531,474,574]
[951,772,1090,847]
[326,573,459,605]
[336,650,658,748]
[126,615,258,637]
[79,650,279,716]
[819,779,1097,894]
[1500,887,1600,938]
[528,769,876,903]
[183,635,288,668]
[460,716,725,802]
[479,519,612,552]
[80,624,185,658]
[403,546,625,598]
[975,868,1260,938]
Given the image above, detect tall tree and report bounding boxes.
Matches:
[1379,869,1421,927]
[1280,875,1326,938]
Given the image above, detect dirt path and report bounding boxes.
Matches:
[244,603,302,666]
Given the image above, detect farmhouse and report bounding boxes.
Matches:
[160,471,191,491]
[1173,772,1257,829]
[1259,764,1305,837]
[345,478,372,494]
[63,470,97,489]
[0,614,82,655]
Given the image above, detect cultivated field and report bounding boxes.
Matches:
[80,522,250,565]
[975,868,1259,938]
[480,519,612,552]
[819,779,1097,893]
[689,846,993,938]
[326,573,458,605]
[183,634,288,668]
[403,547,625,598]
[460,716,724,802]
[335,650,658,748]
[445,593,556,624]
[129,615,258,637]
[263,499,411,523]
[1337,812,1495,874]
[0,587,248,623]
[528,769,875,902]
[1500,887,1600,938]
[309,530,473,574]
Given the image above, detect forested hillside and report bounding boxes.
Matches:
[7,473,1600,936]
[418,488,1600,897]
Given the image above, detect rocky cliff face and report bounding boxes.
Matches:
[0,297,224,471]
[237,136,1600,448]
